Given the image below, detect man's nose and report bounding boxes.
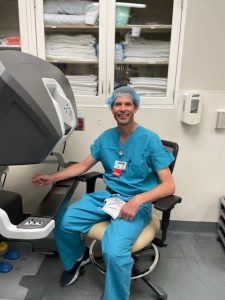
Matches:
[120,104,126,110]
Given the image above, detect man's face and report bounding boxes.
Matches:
[112,96,138,126]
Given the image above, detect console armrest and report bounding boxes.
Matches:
[32,178,79,218]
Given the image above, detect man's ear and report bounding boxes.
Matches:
[134,104,139,112]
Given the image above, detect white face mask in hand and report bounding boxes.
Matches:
[101,197,125,219]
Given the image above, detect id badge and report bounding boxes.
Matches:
[113,160,127,177]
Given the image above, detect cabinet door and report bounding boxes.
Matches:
[35,0,107,105]
[107,0,183,105]
[0,0,37,55]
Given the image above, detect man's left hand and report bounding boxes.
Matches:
[119,197,141,221]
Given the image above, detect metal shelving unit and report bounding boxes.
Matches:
[218,196,225,249]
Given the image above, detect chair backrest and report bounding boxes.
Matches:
[161,140,179,173]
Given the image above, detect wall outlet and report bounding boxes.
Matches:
[215,110,225,129]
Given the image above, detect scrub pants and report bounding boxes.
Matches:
[54,189,151,300]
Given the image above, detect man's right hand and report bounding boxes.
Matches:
[32,174,54,187]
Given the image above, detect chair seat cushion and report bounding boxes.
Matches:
[86,213,160,253]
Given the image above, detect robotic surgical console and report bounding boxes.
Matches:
[0,50,77,240]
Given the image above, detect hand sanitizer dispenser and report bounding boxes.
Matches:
[180,92,203,125]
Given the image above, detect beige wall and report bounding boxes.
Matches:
[4,0,225,222]
[179,0,225,90]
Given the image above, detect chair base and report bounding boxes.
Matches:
[133,264,167,299]
[142,276,167,300]
[89,239,167,299]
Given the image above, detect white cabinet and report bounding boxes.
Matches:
[34,0,183,106]
[107,0,183,106]
[0,0,37,55]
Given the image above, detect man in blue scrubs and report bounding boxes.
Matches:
[32,86,175,300]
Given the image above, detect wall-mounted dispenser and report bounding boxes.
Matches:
[180,92,203,125]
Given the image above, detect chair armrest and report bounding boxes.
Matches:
[153,195,182,212]
[153,194,182,247]
[77,172,103,193]
[77,172,103,182]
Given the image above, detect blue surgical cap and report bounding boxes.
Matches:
[106,86,140,108]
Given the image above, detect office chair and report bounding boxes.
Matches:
[76,140,182,300]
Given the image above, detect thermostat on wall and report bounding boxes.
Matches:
[180,92,203,125]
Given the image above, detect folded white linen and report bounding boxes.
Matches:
[45,34,97,61]
[44,0,99,25]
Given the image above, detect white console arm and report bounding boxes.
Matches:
[0,208,55,240]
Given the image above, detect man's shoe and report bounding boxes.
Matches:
[60,247,90,287]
